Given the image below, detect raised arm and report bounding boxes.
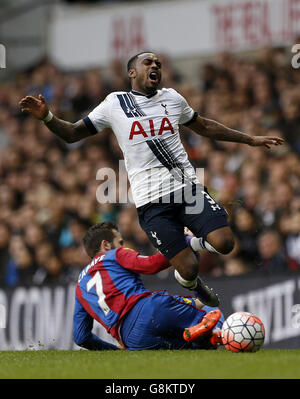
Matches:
[19,94,91,143]
[188,115,284,149]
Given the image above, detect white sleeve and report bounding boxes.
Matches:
[174,90,197,125]
[83,95,112,134]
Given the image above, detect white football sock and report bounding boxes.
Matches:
[189,237,221,254]
[174,270,197,289]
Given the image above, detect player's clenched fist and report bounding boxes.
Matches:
[18,94,49,120]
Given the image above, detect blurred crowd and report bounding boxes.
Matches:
[0,46,300,287]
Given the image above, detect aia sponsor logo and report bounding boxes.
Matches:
[129,118,174,140]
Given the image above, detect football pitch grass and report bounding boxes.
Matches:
[0,349,300,379]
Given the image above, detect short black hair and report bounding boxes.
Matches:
[82,222,118,258]
[127,51,154,72]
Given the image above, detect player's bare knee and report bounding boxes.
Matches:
[213,235,234,255]
[171,249,199,281]
[175,259,199,281]
[206,228,235,255]
[183,265,199,281]
[217,237,235,255]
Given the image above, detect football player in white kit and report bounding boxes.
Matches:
[19,52,284,306]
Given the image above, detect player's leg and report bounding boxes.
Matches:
[171,248,219,306]
[189,226,235,255]
[183,303,224,348]
[137,201,218,306]
[180,184,235,257]
[169,246,199,282]
[119,294,197,350]
[206,226,235,254]
[201,305,224,348]
[120,293,222,350]
[120,296,158,350]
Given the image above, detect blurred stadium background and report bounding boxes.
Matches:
[0,0,300,350]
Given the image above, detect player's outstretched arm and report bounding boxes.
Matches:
[188,115,284,149]
[19,94,91,143]
[116,247,171,275]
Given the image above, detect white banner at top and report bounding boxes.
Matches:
[48,0,300,69]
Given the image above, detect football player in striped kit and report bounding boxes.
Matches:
[73,222,224,350]
[19,52,284,307]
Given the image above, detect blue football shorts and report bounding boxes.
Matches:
[120,291,224,350]
[137,184,229,260]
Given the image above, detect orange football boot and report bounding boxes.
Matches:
[209,328,223,347]
[183,309,221,342]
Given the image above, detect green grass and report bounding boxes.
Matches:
[0,349,300,379]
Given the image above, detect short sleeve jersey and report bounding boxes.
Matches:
[83,88,199,207]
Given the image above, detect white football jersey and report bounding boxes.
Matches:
[83,88,200,207]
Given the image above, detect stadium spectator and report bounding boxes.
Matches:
[32,241,63,285]
[257,230,298,273]
[0,46,299,285]
[231,207,260,263]
[223,257,252,276]
[5,235,35,286]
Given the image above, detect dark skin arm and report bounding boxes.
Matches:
[19,94,284,148]
[18,94,91,143]
[188,115,284,149]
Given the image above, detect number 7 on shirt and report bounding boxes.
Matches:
[86,271,110,316]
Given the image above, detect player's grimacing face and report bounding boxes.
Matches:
[130,53,162,92]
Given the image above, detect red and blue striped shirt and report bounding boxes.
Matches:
[75,247,170,343]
